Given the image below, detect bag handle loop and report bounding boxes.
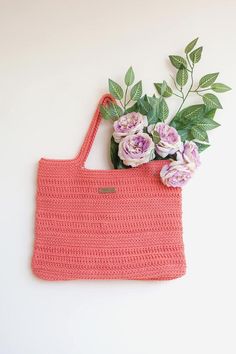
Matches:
[76,93,116,167]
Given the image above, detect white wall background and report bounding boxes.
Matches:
[1,1,236,353]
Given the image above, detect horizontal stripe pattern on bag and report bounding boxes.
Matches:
[31,94,186,281]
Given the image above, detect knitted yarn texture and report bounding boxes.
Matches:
[32,94,186,280]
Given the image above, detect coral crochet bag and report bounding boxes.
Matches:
[32,94,186,280]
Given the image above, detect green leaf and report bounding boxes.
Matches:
[169,55,187,69]
[154,82,173,97]
[161,81,167,95]
[152,130,160,144]
[202,93,222,109]
[143,94,149,102]
[148,96,158,106]
[205,108,217,119]
[171,104,207,131]
[195,142,210,153]
[211,83,232,93]
[189,46,203,64]
[199,73,219,88]
[158,98,169,121]
[99,104,112,120]
[191,126,209,142]
[147,97,160,125]
[185,37,199,54]
[176,67,188,87]
[138,95,152,115]
[108,79,124,100]
[147,110,158,125]
[130,81,142,101]
[178,104,205,121]
[124,102,139,114]
[124,66,135,86]
[109,102,123,119]
[196,118,220,131]
[110,136,120,169]
[177,129,193,142]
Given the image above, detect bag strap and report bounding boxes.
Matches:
[76,93,116,167]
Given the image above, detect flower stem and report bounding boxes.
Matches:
[196,92,203,97]
[119,100,125,109]
[170,63,195,121]
[186,53,193,70]
[124,85,128,108]
[190,88,211,93]
[125,98,132,107]
[170,75,184,98]
[172,92,183,98]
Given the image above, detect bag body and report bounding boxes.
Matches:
[32,94,186,280]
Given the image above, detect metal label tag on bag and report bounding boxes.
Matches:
[98,187,116,194]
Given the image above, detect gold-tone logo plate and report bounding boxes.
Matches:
[98,187,116,194]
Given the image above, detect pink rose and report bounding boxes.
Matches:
[160,161,193,188]
[113,112,148,143]
[177,141,201,172]
[118,133,155,167]
[148,123,182,158]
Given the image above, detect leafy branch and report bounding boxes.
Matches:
[165,39,203,121]
[99,67,143,121]
[164,38,231,122]
[99,38,231,167]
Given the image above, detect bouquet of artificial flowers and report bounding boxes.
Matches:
[99,38,231,187]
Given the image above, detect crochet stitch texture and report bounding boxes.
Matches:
[32,94,186,280]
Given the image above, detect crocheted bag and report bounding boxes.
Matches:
[32,94,186,280]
